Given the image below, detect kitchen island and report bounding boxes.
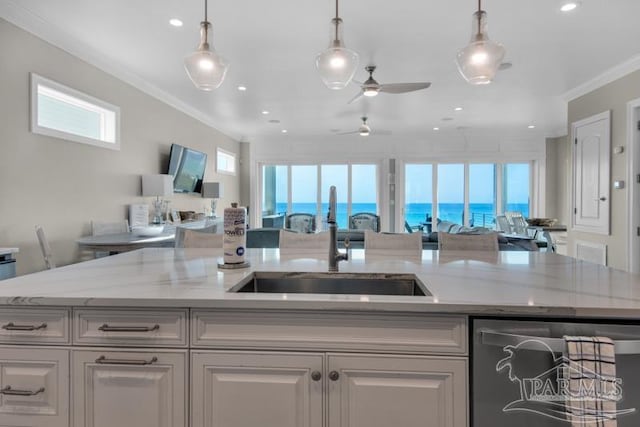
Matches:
[1,248,639,427]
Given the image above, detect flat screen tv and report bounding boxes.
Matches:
[167,143,207,193]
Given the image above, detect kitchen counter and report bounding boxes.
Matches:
[0,248,639,318]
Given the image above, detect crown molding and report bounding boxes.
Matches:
[563,54,640,102]
[0,1,235,140]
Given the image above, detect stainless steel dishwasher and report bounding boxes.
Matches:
[473,318,640,426]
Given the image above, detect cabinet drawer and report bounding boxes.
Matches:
[0,308,70,344]
[72,348,187,427]
[73,308,188,347]
[0,346,69,427]
[192,309,467,355]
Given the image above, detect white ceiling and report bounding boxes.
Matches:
[3,0,640,145]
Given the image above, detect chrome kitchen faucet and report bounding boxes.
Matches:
[328,186,348,272]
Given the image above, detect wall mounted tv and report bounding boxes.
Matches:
[167,143,207,193]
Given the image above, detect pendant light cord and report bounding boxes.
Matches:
[476,0,482,37]
[204,0,208,22]
[334,0,339,41]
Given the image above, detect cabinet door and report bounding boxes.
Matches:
[191,351,323,427]
[72,349,187,427]
[328,354,467,427]
[0,346,69,427]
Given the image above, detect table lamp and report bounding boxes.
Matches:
[142,174,173,224]
[201,182,222,218]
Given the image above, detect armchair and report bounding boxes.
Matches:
[349,212,381,232]
[285,213,317,233]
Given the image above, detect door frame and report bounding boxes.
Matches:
[627,98,640,272]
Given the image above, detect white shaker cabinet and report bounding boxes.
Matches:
[327,354,467,427]
[0,346,69,427]
[191,351,324,427]
[72,349,187,427]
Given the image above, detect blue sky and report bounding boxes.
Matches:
[274,163,530,204]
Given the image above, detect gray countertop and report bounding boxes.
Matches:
[1,248,639,318]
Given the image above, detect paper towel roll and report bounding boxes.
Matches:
[223,203,246,264]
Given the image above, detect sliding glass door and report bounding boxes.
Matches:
[404,164,433,232]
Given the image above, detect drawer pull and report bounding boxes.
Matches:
[0,386,45,396]
[95,356,158,365]
[311,371,322,381]
[329,371,340,381]
[98,324,160,333]
[1,322,47,331]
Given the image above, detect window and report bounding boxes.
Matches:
[216,148,236,175]
[437,164,464,225]
[404,161,531,231]
[469,164,496,228]
[30,73,120,150]
[404,164,433,231]
[502,163,530,217]
[260,163,378,230]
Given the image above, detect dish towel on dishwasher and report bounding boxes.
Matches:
[563,336,618,427]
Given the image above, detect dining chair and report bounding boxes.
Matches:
[91,220,130,236]
[91,220,130,257]
[364,229,422,258]
[174,224,217,248]
[35,225,56,269]
[504,211,528,235]
[279,230,329,252]
[437,232,499,252]
[285,213,317,233]
[349,212,381,232]
[182,229,223,248]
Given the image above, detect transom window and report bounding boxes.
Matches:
[30,73,120,150]
[217,148,237,175]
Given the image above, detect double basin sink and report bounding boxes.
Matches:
[228,272,431,297]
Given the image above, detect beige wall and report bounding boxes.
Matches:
[563,69,640,270]
[545,136,569,222]
[0,19,240,275]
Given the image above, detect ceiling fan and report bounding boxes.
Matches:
[337,117,391,136]
[348,65,431,104]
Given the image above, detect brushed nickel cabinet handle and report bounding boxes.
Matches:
[311,371,322,381]
[95,356,158,365]
[329,371,340,381]
[1,322,47,331]
[98,324,159,332]
[0,386,45,396]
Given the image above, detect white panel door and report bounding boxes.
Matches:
[572,111,611,234]
[0,346,69,427]
[328,354,467,427]
[191,351,323,427]
[72,349,187,427]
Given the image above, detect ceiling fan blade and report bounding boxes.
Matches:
[379,82,431,94]
[336,130,359,135]
[347,91,364,104]
[372,130,392,136]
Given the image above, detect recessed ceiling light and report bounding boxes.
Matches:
[454,107,463,111]
[433,127,440,131]
[261,110,270,115]
[169,18,183,27]
[282,129,288,134]
[528,125,536,129]
[237,85,247,91]
[268,119,281,124]
[560,1,580,12]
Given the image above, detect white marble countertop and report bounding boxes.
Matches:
[0,247,19,256]
[1,248,640,318]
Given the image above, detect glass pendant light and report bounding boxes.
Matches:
[184,0,228,91]
[456,0,505,85]
[315,0,359,90]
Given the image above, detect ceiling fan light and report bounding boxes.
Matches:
[359,127,370,136]
[316,17,359,90]
[456,9,505,85]
[363,87,379,97]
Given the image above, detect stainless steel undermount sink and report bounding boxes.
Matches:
[228,272,431,296]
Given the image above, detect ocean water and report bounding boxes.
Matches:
[275,202,529,230]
